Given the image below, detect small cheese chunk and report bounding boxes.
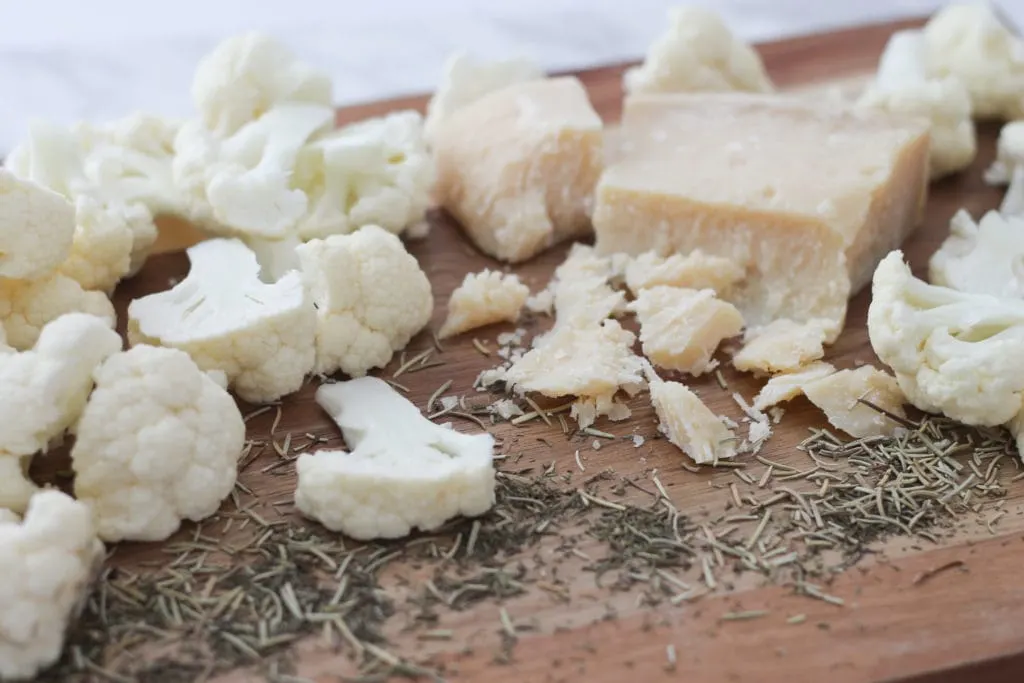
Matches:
[550,243,625,326]
[433,77,603,263]
[438,270,530,340]
[594,93,929,339]
[752,361,836,412]
[629,286,743,375]
[649,376,736,464]
[732,318,829,376]
[803,366,907,438]
[624,250,745,295]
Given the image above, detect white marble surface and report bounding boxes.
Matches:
[0,0,1018,153]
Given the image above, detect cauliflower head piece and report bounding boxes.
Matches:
[0,170,75,280]
[0,273,115,351]
[929,209,1024,298]
[868,250,1024,426]
[296,225,433,377]
[295,377,495,540]
[71,345,245,542]
[985,120,1024,185]
[128,238,316,404]
[0,490,104,681]
[59,196,138,293]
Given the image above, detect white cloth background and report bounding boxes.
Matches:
[0,0,1020,153]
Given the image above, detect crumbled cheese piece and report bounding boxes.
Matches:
[648,374,737,465]
[439,396,460,411]
[802,366,907,438]
[623,250,745,295]
[524,288,554,316]
[733,319,829,376]
[438,270,530,340]
[629,286,743,375]
[433,77,603,263]
[496,328,527,346]
[572,395,632,429]
[747,418,772,454]
[489,398,523,421]
[550,243,625,326]
[632,435,645,448]
[752,361,837,412]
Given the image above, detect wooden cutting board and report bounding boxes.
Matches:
[57,15,1024,683]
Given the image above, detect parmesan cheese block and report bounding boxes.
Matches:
[733,318,829,376]
[433,77,604,263]
[629,286,743,375]
[438,270,529,339]
[752,361,836,412]
[624,250,744,295]
[649,376,737,464]
[803,366,907,438]
[593,93,929,340]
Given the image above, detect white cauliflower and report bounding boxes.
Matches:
[868,249,1024,426]
[247,233,302,282]
[295,225,433,377]
[438,270,529,340]
[929,209,1024,297]
[0,490,104,681]
[0,170,75,280]
[71,345,245,542]
[856,29,976,179]
[0,455,36,518]
[59,196,137,293]
[423,51,543,144]
[549,243,625,327]
[293,110,433,240]
[624,6,773,95]
[191,32,333,138]
[753,361,837,412]
[0,273,115,351]
[127,238,316,404]
[923,1,1024,120]
[295,376,495,540]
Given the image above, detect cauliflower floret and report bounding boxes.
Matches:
[438,270,529,340]
[856,30,976,179]
[0,454,37,517]
[802,366,908,438]
[71,345,245,542]
[732,318,830,376]
[423,51,544,144]
[295,225,432,378]
[127,238,315,404]
[984,120,1024,184]
[923,2,1024,120]
[868,249,1024,427]
[0,490,104,681]
[0,273,115,351]
[623,250,745,295]
[3,122,82,198]
[929,209,1024,297]
[293,110,434,240]
[295,377,495,540]
[59,196,137,293]
[629,286,743,375]
[0,170,75,280]
[624,6,773,96]
[752,361,836,412]
[646,367,737,465]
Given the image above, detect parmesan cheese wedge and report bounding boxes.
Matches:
[803,366,907,438]
[593,93,929,340]
[649,375,737,465]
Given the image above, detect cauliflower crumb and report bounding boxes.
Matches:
[768,406,786,424]
[525,288,554,316]
[732,318,829,376]
[438,270,530,340]
[623,250,745,295]
[802,365,907,438]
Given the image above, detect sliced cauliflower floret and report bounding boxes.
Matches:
[623,250,745,295]
[929,209,1024,297]
[247,233,302,283]
[71,345,245,542]
[646,366,737,465]
[868,249,1024,427]
[0,170,75,280]
[438,270,529,340]
[293,110,434,240]
[802,365,907,438]
[923,2,1024,120]
[295,376,495,540]
[191,32,333,137]
[0,273,115,351]
[732,318,830,376]
[856,29,976,179]
[624,6,773,96]
[423,51,544,144]
[127,237,315,404]
[59,197,137,293]
[0,490,104,681]
[752,361,836,412]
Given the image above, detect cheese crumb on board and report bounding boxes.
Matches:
[423,51,543,145]
[752,361,837,412]
[504,319,644,429]
[433,77,603,263]
[550,243,625,326]
[623,6,773,96]
[648,373,737,465]
[489,398,524,421]
[593,93,930,340]
[623,250,745,295]
[629,286,743,376]
[802,366,908,438]
[732,318,829,376]
[438,270,530,340]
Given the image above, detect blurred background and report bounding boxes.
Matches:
[0,0,1014,153]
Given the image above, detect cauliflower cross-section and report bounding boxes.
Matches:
[296,225,433,378]
[71,345,245,542]
[0,170,75,280]
[128,237,315,403]
[0,490,104,681]
[295,377,495,540]
[0,273,115,351]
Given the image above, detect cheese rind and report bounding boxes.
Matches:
[593,93,929,339]
[433,77,604,263]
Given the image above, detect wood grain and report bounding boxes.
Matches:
[92,15,1024,683]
